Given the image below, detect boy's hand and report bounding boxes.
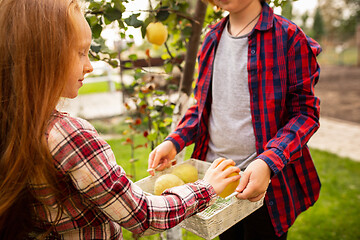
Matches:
[235,159,271,202]
[148,141,177,176]
[203,158,241,195]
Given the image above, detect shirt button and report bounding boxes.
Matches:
[269,201,274,206]
[251,50,256,54]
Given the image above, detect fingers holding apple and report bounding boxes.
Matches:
[203,158,241,197]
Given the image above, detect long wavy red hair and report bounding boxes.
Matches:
[0,0,82,238]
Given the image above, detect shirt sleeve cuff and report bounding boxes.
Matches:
[194,179,218,206]
[165,135,184,154]
[256,148,287,176]
[164,179,217,213]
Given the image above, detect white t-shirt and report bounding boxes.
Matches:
[206,22,257,170]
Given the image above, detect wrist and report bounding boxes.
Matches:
[164,139,180,154]
[253,158,272,178]
[164,136,182,153]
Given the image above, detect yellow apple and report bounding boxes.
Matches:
[154,173,185,195]
[146,22,168,46]
[219,165,240,198]
[171,164,198,183]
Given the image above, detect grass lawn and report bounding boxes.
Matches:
[287,150,360,240]
[317,46,358,67]
[106,136,360,240]
[78,81,121,95]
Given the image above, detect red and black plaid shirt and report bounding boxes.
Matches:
[166,3,321,236]
[31,111,216,239]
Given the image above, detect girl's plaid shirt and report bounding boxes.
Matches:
[31,111,216,239]
[166,3,322,237]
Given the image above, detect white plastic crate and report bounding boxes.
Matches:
[135,159,264,240]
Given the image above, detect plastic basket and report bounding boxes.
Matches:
[135,159,264,240]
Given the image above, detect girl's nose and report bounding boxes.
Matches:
[84,62,93,74]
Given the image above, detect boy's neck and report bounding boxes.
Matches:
[228,1,262,36]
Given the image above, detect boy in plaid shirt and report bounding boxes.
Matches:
[148,0,322,239]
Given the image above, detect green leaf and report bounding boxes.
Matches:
[163,117,173,125]
[118,20,125,29]
[172,3,180,11]
[91,24,103,39]
[87,16,98,26]
[124,62,133,68]
[104,7,122,22]
[152,122,159,131]
[147,131,157,141]
[128,54,138,61]
[109,52,118,58]
[124,14,143,28]
[139,100,147,106]
[156,7,170,21]
[141,18,152,38]
[109,60,119,68]
[91,43,102,53]
[134,70,144,80]
[126,41,134,48]
[104,17,112,25]
[113,0,125,12]
[88,2,102,11]
[163,12,177,25]
[167,84,178,91]
[163,62,173,74]
[155,90,165,95]
[163,106,173,115]
[182,26,192,37]
[154,98,166,105]
[159,126,168,134]
[89,52,100,62]
[138,91,145,99]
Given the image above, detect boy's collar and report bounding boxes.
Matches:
[209,2,274,34]
[255,2,274,31]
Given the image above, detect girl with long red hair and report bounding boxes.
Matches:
[0,0,240,239]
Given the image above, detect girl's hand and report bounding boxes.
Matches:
[148,141,177,176]
[235,159,271,202]
[203,158,241,195]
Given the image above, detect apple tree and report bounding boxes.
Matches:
[84,0,293,152]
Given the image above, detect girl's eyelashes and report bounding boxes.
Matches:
[79,49,88,57]
[78,44,91,57]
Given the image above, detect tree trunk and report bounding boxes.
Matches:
[171,0,207,159]
[178,0,208,96]
[167,1,208,240]
[357,24,360,67]
[171,0,208,130]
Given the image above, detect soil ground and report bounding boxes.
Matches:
[317,65,360,123]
